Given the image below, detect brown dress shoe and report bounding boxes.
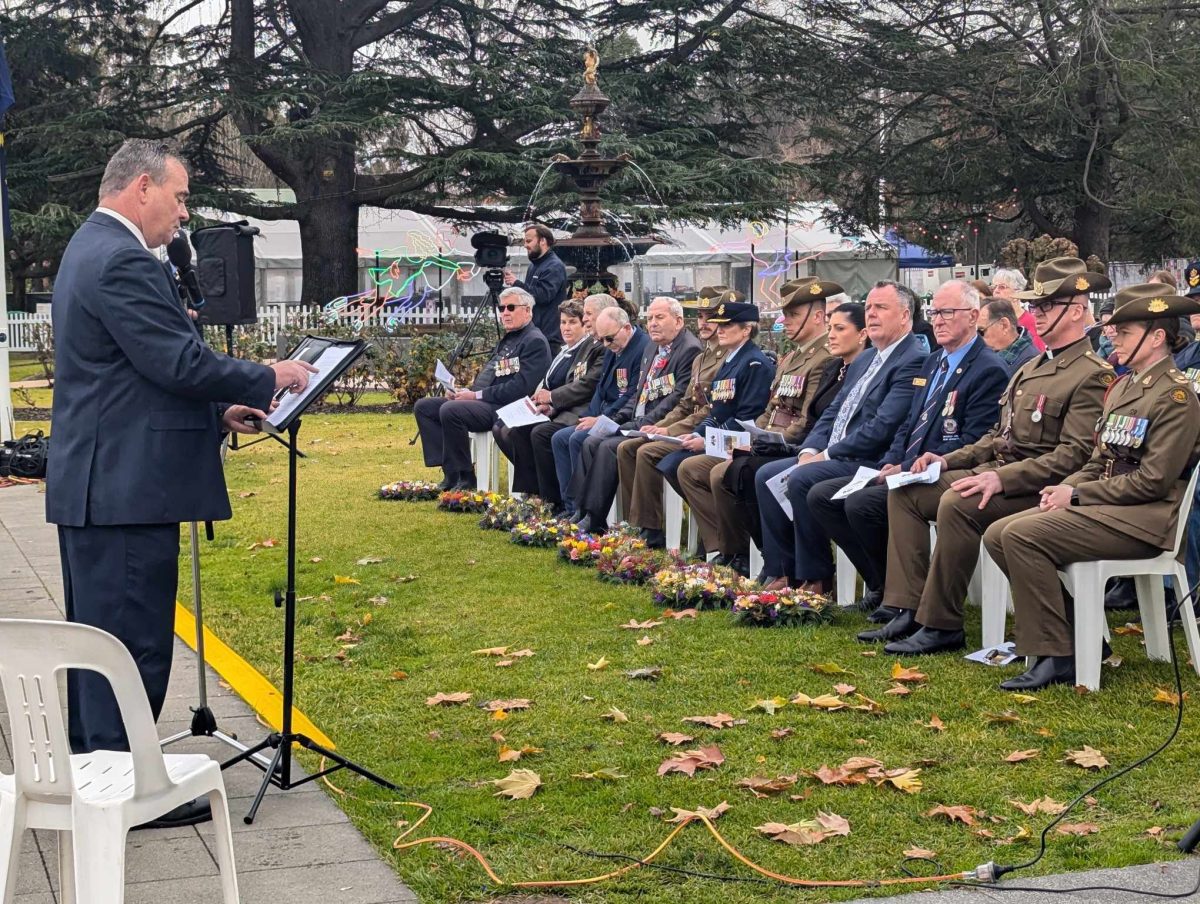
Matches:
[763,576,791,592]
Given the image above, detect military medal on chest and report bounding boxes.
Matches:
[1030,393,1046,423]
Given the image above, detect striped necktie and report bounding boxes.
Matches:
[904,358,950,458]
[829,352,885,445]
[635,346,670,417]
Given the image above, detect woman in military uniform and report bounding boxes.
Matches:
[983,283,1200,690]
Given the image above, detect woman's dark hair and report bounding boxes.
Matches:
[832,301,866,331]
[1133,316,1187,353]
[559,299,584,320]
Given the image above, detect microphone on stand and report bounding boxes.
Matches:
[167,231,206,310]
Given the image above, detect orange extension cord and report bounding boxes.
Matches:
[319,758,974,891]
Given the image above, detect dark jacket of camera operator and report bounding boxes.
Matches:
[504,224,568,349]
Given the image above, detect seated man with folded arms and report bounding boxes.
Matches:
[615,287,733,548]
[569,298,702,532]
[677,277,836,573]
[985,283,1200,690]
[863,257,1114,655]
[552,305,649,518]
[494,294,612,511]
[414,287,550,489]
[808,280,1008,619]
[754,281,927,594]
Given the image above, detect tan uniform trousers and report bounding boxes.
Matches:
[677,454,739,554]
[618,438,682,529]
[884,469,1040,629]
[982,508,1159,657]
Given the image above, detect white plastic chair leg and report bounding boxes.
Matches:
[57,830,76,904]
[1135,574,1171,661]
[607,497,620,527]
[979,545,1010,649]
[0,794,22,904]
[206,790,240,904]
[1172,566,1200,679]
[967,560,983,608]
[664,485,684,551]
[835,546,856,607]
[1071,566,1105,691]
[749,542,763,579]
[71,810,127,904]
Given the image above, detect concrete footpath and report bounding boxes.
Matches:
[0,484,417,904]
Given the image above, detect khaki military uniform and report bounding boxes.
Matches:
[885,338,1114,629]
[618,342,728,527]
[679,333,832,554]
[983,356,1200,655]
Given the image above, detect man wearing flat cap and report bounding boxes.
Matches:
[614,286,732,547]
[984,283,1200,690]
[678,277,833,572]
[865,257,1115,655]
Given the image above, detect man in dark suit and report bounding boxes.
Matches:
[414,286,551,489]
[47,140,316,824]
[503,224,568,351]
[755,281,927,593]
[569,298,703,532]
[808,280,1008,617]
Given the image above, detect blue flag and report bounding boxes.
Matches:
[0,39,13,239]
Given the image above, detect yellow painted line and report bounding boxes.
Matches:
[174,602,336,749]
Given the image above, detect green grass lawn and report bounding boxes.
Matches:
[16,410,1200,901]
[8,353,49,384]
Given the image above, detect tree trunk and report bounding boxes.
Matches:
[1072,200,1111,263]
[10,269,27,312]
[296,192,360,309]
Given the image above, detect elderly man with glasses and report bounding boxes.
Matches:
[865,258,1115,655]
[414,286,551,489]
[978,300,1040,374]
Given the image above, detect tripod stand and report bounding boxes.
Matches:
[223,418,398,823]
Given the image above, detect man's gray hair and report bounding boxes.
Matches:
[991,268,1028,292]
[499,287,534,308]
[98,139,187,201]
[826,292,851,308]
[584,292,620,314]
[597,306,630,329]
[872,279,917,317]
[939,279,983,310]
[649,296,685,319]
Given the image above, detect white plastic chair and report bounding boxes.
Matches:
[1058,467,1200,691]
[0,619,238,904]
[664,483,685,551]
[834,546,857,607]
[979,543,1014,649]
[470,432,501,493]
[749,542,763,579]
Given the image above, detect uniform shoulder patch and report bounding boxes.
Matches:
[1100,372,1115,386]
[1172,388,1189,403]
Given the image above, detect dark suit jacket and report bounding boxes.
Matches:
[547,336,605,423]
[47,212,275,527]
[881,338,1008,468]
[804,332,927,463]
[472,322,551,406]
[696,342,776,434]
[587,327,651,418]
[617,328,703,426]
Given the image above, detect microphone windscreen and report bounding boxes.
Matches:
[167,231,192,268]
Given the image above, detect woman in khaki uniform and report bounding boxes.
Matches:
[984,283,1200,690]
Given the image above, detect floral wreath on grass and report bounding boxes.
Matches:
[378,480,441,501]
[556,522,642,566]
[479,496,554,531]
[597,545,682,585]
[732,587,836,627]
[510,517,575,548]
[649,562,752,610]
[437,489,501,514]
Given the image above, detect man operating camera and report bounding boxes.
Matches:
[503,223,568,352]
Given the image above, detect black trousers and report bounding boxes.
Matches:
[723,453,791,549]
[494,420,571,504]
[574,433,628,524]
[807,478,890,594]
[59,523,180,753]
[414,396,497,480]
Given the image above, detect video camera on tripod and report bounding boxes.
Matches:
[470,231,509,293]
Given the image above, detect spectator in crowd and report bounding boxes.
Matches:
[754,280,926,593]
[1096,300,1116,360]
[415,287,550,490]
[503,224,568,351]
[865,257,1113,654]
[977,299,1039,374]
[809,280,1008,621]
[825,292,852,316]
[992,267,1046,352]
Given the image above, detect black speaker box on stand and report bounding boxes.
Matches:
[193,221,260,327]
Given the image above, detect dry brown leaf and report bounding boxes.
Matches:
[926,804,978,826]
[490,731,506,743]
[860,650,877,657]
[1152,687,1188,706]
[750,697,788,715]
[810,662,854,676]
[636,635,655,646]
[1146,826,1166,841]
[491,710,508,721]
[885,684,912,696]
[356,556,385,565]
[495,660,514,668]
[620,619,664,629]
[658,745,725,777]
[682,712,745,729]
[842,756,884,771]
[473,646,509,656]
[904,846,938,859]
[333,574,359,584]
[572,767,627,781]
[756,811,850,846]
[982,710,1023,725]
[851,693,886,715]
[497,744,542,763]
[389,670,408,681]
[482,699,532,712]
[1055,823,1100,836]
[586,656,609,671]
[509,649,535,658]
[426,691,472,706]
[736,774,799,797]
[658,731,694,745]
[1113,623,1144,636]
[770,728,795,740]
[834,683,857,695]
[816,810,851,837]
[1064,746,1110,770]
[791,692,847,711]
[806,765,869,786]
[601,707,629,723]
[923,714,946,732]
[1008,693,1039,705]
[875,768,923,794]
[238,491,257,498]
[662,608,699,619]
[491,769,541,799]
[1004,749,1041,763]
[625,667,663,680]
[1036,727,1055,737]
[1008,796,1068,816]
[666,801,730,823]
[891,662,928,683]
[335,628,361,643]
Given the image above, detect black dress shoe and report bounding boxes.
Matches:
[998,655,1075,691]
[641,528,666,549]
[884,626,966,655]
[451,475,478,491]
[868,604,903,624]
[711,553,733,567]
[1104,576,1138,610]
[133,797,212,831]
[436,474,455,491]
[727,554,750,578]
[856,608,917,643]
[855,589,883,613]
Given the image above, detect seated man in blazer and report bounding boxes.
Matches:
[755,280,928,593]
[808,280,1008,618]
[414,287,551,489]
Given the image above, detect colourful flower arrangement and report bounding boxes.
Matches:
[649,563,751,610]
[479,496,553,531]
[732,587,836,627]
[557,530,602,565]
[378,480,441,501]
[510,517,574,548]
[597,546,681,585]
[437,489,501,513]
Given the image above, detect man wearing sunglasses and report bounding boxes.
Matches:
[414,287,550,489]
[978,300,1039,375]
[869,257,1114,656]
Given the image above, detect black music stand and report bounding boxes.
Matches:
[223,335,399,823]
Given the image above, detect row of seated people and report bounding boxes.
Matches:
[414,258,1200,692]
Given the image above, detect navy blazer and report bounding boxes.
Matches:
[587,327,650,418]
[804,332,927,462]
[881,338,1008,468]
[47,212,275,527]
[696,342,776,434]
[472,322,551,406]
[513,249,567,345]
